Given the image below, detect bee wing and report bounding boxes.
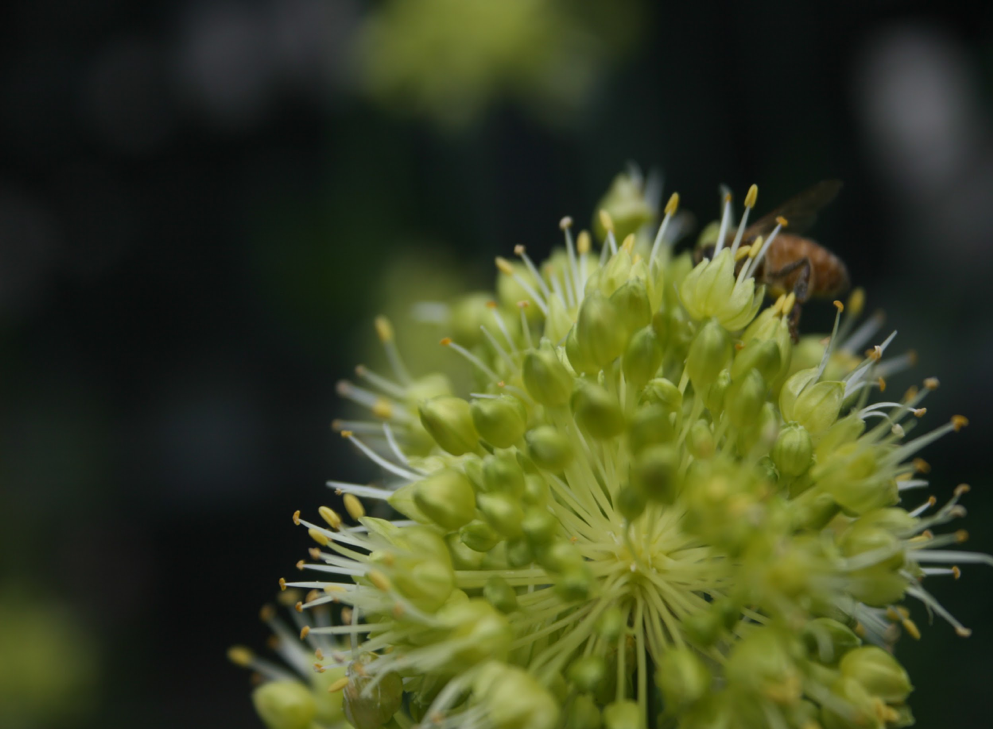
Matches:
[741,180,843,241]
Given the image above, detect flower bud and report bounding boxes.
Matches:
[680,249,761,330]
[792,380,845,436]
[572,381,624,439]
[522,473,550,506]
[439,600,512,668]
[593,172,655,244]
[639,377,682,414]
[623,326,663,387]
[686,320,732,390]
[565,693,602,729]
[392,557,455,612]
[801,618,861,666]
[446,533,484,569]
[460,519,502,552]
[475,663,560,729]
[523,339,574,407]
[566,325,601,376]
[477,492,524,538]
[655,648,711,711]
[471,395,528,448]
[599,248,634,297]
[252,681,316,729]
[771,423,813,478]
[576,290,627,368]
[617,483,648,521]
[610,279,651,336]
[412,468,477,530]
[627,404,676,454]
[343,655,403,729]
[631,444,680,503]
[840,646,913,703]
[731,338,783,385]
[687,419,715,459]
[725,630,801,705]
[419,396,480,455]
[482,452,525,496]
[526,426,573,471]
[483,575,518,613]
[522,506,558,546]
[820,677,882,729]
[603,700,642,729]
[703,369,730,416]
[568,655,608,692]
[505,536,534,567]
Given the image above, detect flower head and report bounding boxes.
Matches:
[235,177,988,729]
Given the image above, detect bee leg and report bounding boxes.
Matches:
[765,257,812,341]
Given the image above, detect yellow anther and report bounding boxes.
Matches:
[341,607,353,624]
[319,506,342,530]
[340,430,353,438]
[313,663,326,673]
[392,603,405,619]
[295,601,303,613]
[308,528,330,547]
[776,215,789,227]
[309,547,321,560]
[749,236,764,257]
[723,192,732,204]
[924,377,940,390]
[292,510,301,525]
[327,677,350,693]
[955,483,971,496]
[300,625,310,639]
[927,495,937,508]
[952,566,962,579]
[439,337,452,346]
[259,604,276,622]
[878,377,887,392]
[371,398,393,419]
[664,192,680,216]
[374,316,394,343]
[885,607,901,622]
[306,589,320,603]
[577,230,591,254]
[744,184,758,209]
[279,578,287,591]
[315,648,324,661]
[266,635,280,650]
[324,584,346,593]
[495,256,515,275]
[368,570,392,591]
[854,622,866,638]
[952,415,969,431]
[343,494,365,520]
[912,458,930,474]
[902,385,918,402]
[955,626,973,637]
[734,245,751,261]
[956,529,969,543]
[517,300,529,309]
[485,300,497,309]
[559,216,573,230]
[599,209,614,233]
[296,560,305,571]
[771,294,786,315]
[621,234,635,253]
[833,300,844,313]
[227,646,254,667]
[782,292,797,316]
[913,407,926,417]
[514,244,525,256]
[908,349,918,366]
[866,345,882,361]
[847,287,865,316]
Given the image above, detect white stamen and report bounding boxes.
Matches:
[342,434,422,481]
[713,194,733,256]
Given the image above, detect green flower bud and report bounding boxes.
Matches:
[475,663,560,729]
[815,444,898,516]
[684,609,722,648]
[445,533,484,569]
[567,325,601,376]
[680,249,761,330]
[617,483,648,521]
[655,648,711,711]
[725,630,801,705]
[566,694,602,729]
[593,172,655,244]
[627,404,676,454]
[576,290,627,368]
[537,539,584,574]
[789,489,840,531]
[460,519,502,552]
[483,575,518,613]
[597,606,626,642]
[526,426,573,471]
[505,536,535,567]
[772,423,813,478]
[419,396,480,455]
[482,452,526,496]
[412,468,477,530]
[572,381,624,439]
[703,369,731,416]
[623,326,663,387]
[343,654,403,729]
[522,473,550,506]
[687,419,715,459]
[631,444,681,503]
[392,557,454,612]
[639,377,682,413]
[523,339,574,406]
[252,681,316,729]
[731,338,783,384]
[568,655,608,692]
[477,492,524,538]
[522,507,558,546]
[726,369,767,430]
[439,600,512,668]
[451,293,502,347]
[599,248,634,297]
[610,279,651,336]
[801,618,861,666]
[686,320,732,390]
[840,646,913,703]
[820,677,884,729]
[815,414,866,462]
[792,380,845,435]
[603,699,643,729]
[386,482,431,523]
[471,395,528,448]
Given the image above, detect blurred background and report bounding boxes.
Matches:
[1,0,991,727]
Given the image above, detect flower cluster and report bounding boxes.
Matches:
[232,173,988,729]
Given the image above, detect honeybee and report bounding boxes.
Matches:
[694,180,850,340]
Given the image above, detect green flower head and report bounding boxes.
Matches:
[234,176,988,729]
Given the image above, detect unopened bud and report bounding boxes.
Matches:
[471,395,528,448]
[839,646,913,703]
[623,326,664,387]
[686,320,732,390]
[526,426,573,471]
[603,700,642,729]
[801,618,861,666]
[610,279,651,336]
[412,468,477,530]
[505,536,534,568]
[726,369,767,430]
[343,655,403,729]
[627,404,676,454]
[576,291,627,369]
[772,423,813,478]
[639,377,682,414]
[460,519,502,552]
[617,483,648,521]
[731,338,783,384]
[687,419,715,459]
[419,396,480,455]
[703,369,731,416]
[523,339,574,406]
[631,444,681,503]
[483,575,518,614]
[568,655,608,692]
[792,380,845,435]
[572,380,624,439]
[392,558,454,612]
[252,681,316,729]
[521,507,558,546]
[482,452,525,496]
[475,663,560,729]
[655,648,711,711]
[592,172,655,244]
[565,693,602,729]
